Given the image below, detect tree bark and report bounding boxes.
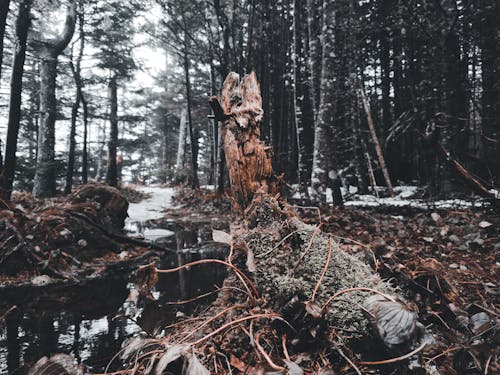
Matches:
[307,0,322,118]
[65,6,86,194]
[311,0,342,204]
[175,108,187,181]
[0,0,32,202]
[182,33,199,189]
[360,84,395,197]
[33,1,76,198]
[106,75,118,187]
[0,0,11,86]
[209,72,276,211]
[292,0,314,198]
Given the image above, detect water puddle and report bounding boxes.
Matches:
[0,187,229,374]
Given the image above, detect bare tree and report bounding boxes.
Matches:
[33,1,77,197]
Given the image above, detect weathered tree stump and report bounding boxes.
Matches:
[127,73,428,374]
[209,72,277,212]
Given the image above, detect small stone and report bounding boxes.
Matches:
[422,237,434,243]
[469,312,490,334]
[459,265,467,271]
[59,228,72,237]
[449,234,460,243]
[449,263,458,269]
[31,275,53,286]
[77,239,87,247]
[25,234,34,240]
[478,221,492,228]
[440,226,449,236]
[431,212,442,224]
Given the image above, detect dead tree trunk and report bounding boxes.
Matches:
[360,84,395,197]
[209,72,277,211]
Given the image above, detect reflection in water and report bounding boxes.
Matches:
[0,219,228,374]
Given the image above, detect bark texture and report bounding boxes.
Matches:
[33,1,76,197]
[209,72,276,211]
[106,76,118,187]
[0,0,32,202]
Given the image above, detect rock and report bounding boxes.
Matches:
[449,263,458,269]
[469,312,490,334]
[31,275,53,286]
[478,221,493,228]
[77,239,87,247]
[448,234,460,243]
[431,212,442,224]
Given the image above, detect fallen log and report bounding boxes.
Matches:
[127,73,431,374]
[0,183,165,281]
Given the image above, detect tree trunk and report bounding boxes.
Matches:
[311,0,342,204]
[0,0,32,201]
[182,37,199,189]
[0,0,11,86]
[81,90,89,184]
[65,7,86,193]
[33,1,76,198]
[175,108,187,181]
[307,0,322,118]
[292,0,314,198]
[360,84,395,196]
[33,53,58,197]
[209,72,276,211]
[106,75,118,187]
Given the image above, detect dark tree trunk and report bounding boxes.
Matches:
[182,34,199,189]
[106,75,118,187]
[33,53,58,197]
[0,0,32,201]
[81,89,89,184]
[0,0,11,86]
[293,0,314,198]
[307,0,322,118]
[33,2,76,197]
[65,8,86,194]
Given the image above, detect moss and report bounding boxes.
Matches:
[241,217,397,340]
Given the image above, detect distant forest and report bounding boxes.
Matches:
[0,0,499,203]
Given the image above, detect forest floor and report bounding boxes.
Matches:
[166,186,499,374]
[0,185,498,374]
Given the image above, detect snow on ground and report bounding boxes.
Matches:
[291,184,489,209]
[125,186,177,238]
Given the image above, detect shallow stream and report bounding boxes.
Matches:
[0,187,229,374]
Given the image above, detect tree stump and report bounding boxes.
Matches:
[127,72,429,374]
[209,72,277,212]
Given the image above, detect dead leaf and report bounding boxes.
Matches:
[283,359,304,375]
[212,229,232,245]
[155,344,189,375]
[305,301,323,319]
[184,354,210,375]
[246,248,256,272]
